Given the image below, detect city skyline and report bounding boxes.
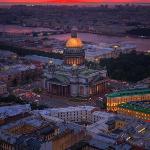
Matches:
[0,2,150,150]
[0,0,150,4]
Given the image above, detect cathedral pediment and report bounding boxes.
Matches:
[48,74,70,85]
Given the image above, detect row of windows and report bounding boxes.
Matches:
[107,95,150,107]
[117,109,150,120]
[65,57,84,65]
[108,94,150,102]
[57,111,88,116]
[58,115,88,119]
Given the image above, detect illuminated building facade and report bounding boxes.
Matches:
[64,28,85,66]
[117,101,150,121]
[106,88,150,112]
[43,28,107,98]
[106,118,126,131]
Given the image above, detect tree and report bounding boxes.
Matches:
[99,52,150,83]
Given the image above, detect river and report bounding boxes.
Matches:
[50,33,150,52]
[0,25,150,52]
[0,25,55,34]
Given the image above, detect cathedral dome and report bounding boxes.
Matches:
[64,27,85,66]
[66,37,83,48]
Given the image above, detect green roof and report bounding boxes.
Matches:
[56,74,69,84]
[80,69,97,76]
[119,102,150,114]
[107,88,150,98]
[90,75,103,85]
[49,74,70,85]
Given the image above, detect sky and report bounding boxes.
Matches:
[0,0,150,3]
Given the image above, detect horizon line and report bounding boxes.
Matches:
[0,2,150,4]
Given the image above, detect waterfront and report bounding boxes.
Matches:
[0,4,150,150]
[0,24,55,34]
[50,33,150,52]
[0,24,150,52]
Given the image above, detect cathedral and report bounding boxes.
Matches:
[43,28,107,98]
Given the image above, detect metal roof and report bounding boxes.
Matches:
[119,100,150,114]
[107,88,150,98]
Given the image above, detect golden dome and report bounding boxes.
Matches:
[66,37,83,48]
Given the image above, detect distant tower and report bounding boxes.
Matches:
[64,27,85,67]
[71,26,78,38]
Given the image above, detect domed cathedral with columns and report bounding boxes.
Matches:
[43,27,108,98]
[64,27,85,67]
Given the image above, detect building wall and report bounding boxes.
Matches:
[40,142,53,150]
[77,146,100,150]
[0,68,42,87]
[70,83,78,97]
[44,71,107,98]
[89,82,106,96]
[50,109,92,123]
[115,120,126,129]
[92,113,106,123]
[117,107,150,121]
[107,94,150,111]
[0,140,15,150]
[42,128,60,141]
[52,130,85,150]
[91,111,115,124]
[0,112,30,126]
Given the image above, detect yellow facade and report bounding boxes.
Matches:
[117,107,150,121]
[42,128,60,141]
[8,124,36,135]
[115,120,126,129]
[107,94,150,112]
[52,130,85,150]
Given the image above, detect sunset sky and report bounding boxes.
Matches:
[0,0,150,3]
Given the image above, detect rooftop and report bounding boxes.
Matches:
[0,50,17,58]
[107,88,150,98]
[80,69,98,76]
[25,55,63,65]
[119,100,150,114]
[0,64,36,76]
[92,111,115,117]
[41,106,95,115]
[0,104,31,119]
[0,115,54,144]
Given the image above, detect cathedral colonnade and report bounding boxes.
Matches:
[64,56,85,66]
[46,82,106,98]
[89,82,106,96]
[79,82,106,97]
[48,84,70,97]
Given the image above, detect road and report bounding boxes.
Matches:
[39,94,96,108]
